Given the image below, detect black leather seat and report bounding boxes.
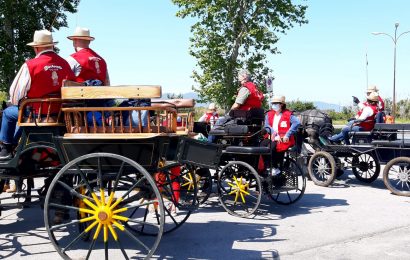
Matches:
[224,146,271,155]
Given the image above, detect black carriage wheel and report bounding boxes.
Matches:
[127,164,197,235]
[383,157,410,197]
[217,161,262,217]
[351,153,380,183]
[269,157,306,205]
[308,151,336,187]
[44,153,164,260]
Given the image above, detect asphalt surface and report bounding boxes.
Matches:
[1,168,410,260]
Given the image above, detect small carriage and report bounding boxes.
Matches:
[297,110,410,196]
[194,108,307,217]
[0,84,219,259]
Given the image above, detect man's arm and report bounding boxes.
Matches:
[66,56,81,77]
[9,63,31,105]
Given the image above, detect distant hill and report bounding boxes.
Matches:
[313,101,343,112]
[162,92,343,111]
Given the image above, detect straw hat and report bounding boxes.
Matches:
[27,30,57,47]
[367,92,379,102]
[207,103,217,111]
[67,27,95,41]
[270,95,286,104]
[367,85,379,93]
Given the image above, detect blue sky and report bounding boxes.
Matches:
[53,0,410,106]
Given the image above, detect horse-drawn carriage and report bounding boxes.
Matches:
[0,84,220,259]
[193,108,307,217]
[297,109,410,197]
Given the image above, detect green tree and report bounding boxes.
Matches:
[0,0,80,92]
[287,100,316,112]
[172,0,307,109]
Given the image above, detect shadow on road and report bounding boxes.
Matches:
[0,206,55,258]
[154,220,281,259]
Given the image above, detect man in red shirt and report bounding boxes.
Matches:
[0,30,75,160]
[66,27,110,85]
[66,27,111,125]
[231,69,264,111]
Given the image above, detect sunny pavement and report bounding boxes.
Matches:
[1,168,410,259]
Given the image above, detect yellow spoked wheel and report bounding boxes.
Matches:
[79,190,129,242]
[227,176,250,204]
[44,153,164,260]
[218,161,261,218]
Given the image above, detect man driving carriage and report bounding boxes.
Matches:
[230,69,264,111]
[327,91,379,145]
[261,95,301,175]
[0,30,75,160]
[353,85,385,123]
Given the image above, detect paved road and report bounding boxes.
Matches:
[1,168,410,259]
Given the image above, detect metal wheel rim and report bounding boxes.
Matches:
[44,152,164,260]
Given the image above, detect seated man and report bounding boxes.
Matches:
[0,30,75,160]
[231,69,264,111]
[208,69,264,143]
[260,96,300,176]
[353,85,385,123]
[328,92,379,145]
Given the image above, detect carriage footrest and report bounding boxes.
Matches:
[224,146,271,155]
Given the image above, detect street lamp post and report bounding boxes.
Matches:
[372,23,410,123]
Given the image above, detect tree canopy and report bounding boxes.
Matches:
[0,0,80,92]
[172,0,308,109]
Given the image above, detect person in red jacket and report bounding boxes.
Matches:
[231,69,264,111]
[66,27,110,85]
[261,96,300,176]
[0,30,75,160]
[327,92,379,145]
[198,103,219,128]
[66,27,111,125]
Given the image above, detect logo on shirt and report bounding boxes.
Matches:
[44,65,62,86]
[89,57,102,74]
[280,121,288,128]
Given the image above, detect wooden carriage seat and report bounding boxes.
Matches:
[60,84,184,135]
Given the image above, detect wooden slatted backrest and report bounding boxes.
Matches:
[61,85,162,99]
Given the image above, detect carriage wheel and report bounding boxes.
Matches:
[44,153,164,260]
[308,151,336,186]
[127,164,197,235]
[218,161,262,217]
[383,157,410,197]
[351,153,380,183]
[270,157,306,205]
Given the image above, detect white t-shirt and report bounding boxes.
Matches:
[272,113,282,133]
[357,106,374,120]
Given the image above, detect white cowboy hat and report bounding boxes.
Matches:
[208,103,217,110]
[270,95,286,104]
[67,27,95,41]
[366,85,379,93]
[367,92,379,102]
[27,30,57,47]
